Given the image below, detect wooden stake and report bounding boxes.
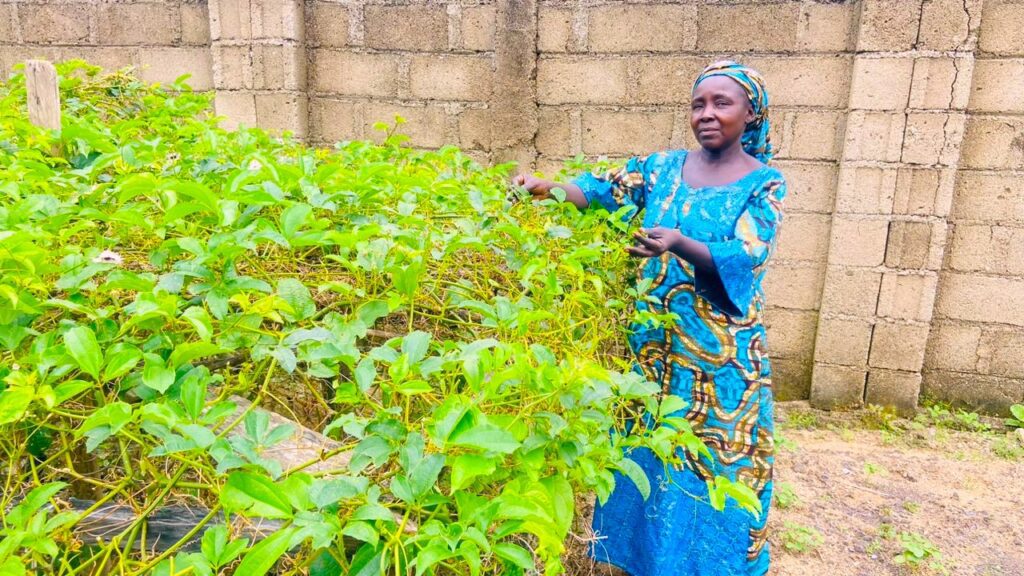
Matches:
[25,59,61,131]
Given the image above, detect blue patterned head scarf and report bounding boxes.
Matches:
[692,60,773,163]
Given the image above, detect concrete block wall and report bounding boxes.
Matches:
[1,0,1021,414]
[0,0,212,90]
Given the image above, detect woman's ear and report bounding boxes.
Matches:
[745,104,756,124]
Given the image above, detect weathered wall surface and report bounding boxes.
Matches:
[1,0,1021,414]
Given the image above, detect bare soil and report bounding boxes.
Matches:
[570,401,1024,576]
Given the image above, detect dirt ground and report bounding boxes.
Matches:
[571,401,1024,576]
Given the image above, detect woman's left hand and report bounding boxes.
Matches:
[627,227,686,258]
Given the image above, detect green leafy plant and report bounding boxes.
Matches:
[893,532,947,574]
[773,482,800,510]
[0,62,760,576]
[1005,404,1024,428]
[778,522,823,554]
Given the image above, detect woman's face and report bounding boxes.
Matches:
[690,76,755,152]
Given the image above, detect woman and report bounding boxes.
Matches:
[513,61,785,576]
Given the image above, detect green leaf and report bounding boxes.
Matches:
[64,326,102,380]
[102,345,141,381]
[277,278,316,321]
[493,542,534,570]
[0,387,33,425]
[449,424,520,454]
[617,457,650,500]
[401,331,431,364]
[181,307,214,341]
[233,526,297,576]
[221,472,294,519]
[143,362,175,393]
[169,342,227,368]
[342,521,379,548]
[449,454,497,492]
[354,358,376,392]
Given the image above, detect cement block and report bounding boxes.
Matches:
[977,328,1024,379]
[365,5,447,51]
[763,263,823,311]
[901,112,966,166]
[980,1,1024,55]
[312,50,402,97]
[772,357,812,401]
[309,98,359,143]
[409,55,493,101]
[771,161,836,214]
[136,47,213,91]
[786,111,844,162]
[588,4,696,52]
[820,267,883,318]
[363,103,448,148]
[255,93,307,137]
[918,0,979,51]
[865,369,921,416]
[949,224,1024,276]
[214,91,257,131]
[0,5,14,45]
[774,213,831,263]
[764,308,818,361]
[535,107,572,156]
[697,3,799,53]
[842,112,906,162]
[935,273,1024,326]
[848,57,914,111]
[960,115,1024,170]
[857,0,922,52]
[909,57,973,110]
[810,364,866,410]
[969,59,1024,114]
[877,273,938,322]
[581,110,673,156]
[924,322,981,372]
[18,3,91,44]
[537,57,628,105]
[835,166,897,215]
[815,317,873,366]
[307,2,350,48]
[952,171,1024,223]
[251,0,303,41]
[870,322,931,372]
[828,216,890,267]
[252,45,306,91]
[922,371,1024,415]
[893,167,955,217]
[632,56,706,105]
[181,3,212,46]
[746,56,850,109]
[538,8,572,53]
[885,220,944,270]
[212,45,251,90]
[462,5,496,51]
[796,2,856,52]
[96,3,177,46]
[209,0,252,41]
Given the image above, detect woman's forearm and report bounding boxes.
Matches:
[668,234,715,273]
[539,180,589,210]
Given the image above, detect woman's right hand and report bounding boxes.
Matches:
[511,173,553,200]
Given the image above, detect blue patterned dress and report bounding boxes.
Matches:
[574,149,786,576]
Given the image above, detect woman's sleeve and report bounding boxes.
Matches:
[571,155,651,219]
[695,176,787,317]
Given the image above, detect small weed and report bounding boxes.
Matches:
[785,410,819,430]
[878,523,896,540]
[775,431,799,453]
[991,435,1024,461]
[916,401,990,433]
[863,461,888,477]
[779,522,824,554]
[861,405,900,431]
[1005,404,1024,428]
[774,482,800,510]
[902,500,920,514]
[893,532,947,574]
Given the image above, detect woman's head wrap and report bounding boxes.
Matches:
[692,60,773,163]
